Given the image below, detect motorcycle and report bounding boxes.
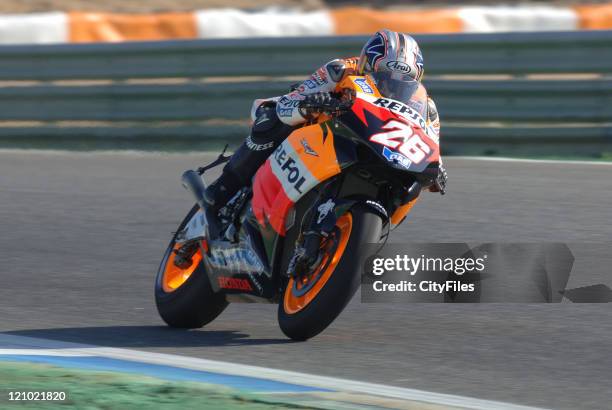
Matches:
[155,72,442,340]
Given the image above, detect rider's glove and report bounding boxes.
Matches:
[429,162,448,195]
[299,92,348,118]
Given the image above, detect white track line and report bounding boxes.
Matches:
[0,349,89,356]
[0,334,548,410]
[452,156,612,166]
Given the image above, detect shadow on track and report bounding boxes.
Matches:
[3,326,292,348]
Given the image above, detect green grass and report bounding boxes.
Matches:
[0,361,316,410]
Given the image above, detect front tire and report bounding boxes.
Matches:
[155,205,228,328]
[278,205,383,340]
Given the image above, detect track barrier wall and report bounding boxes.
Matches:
[0,31,611,155]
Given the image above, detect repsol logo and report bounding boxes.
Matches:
[274,147,306,194]
[372,98,427,130]
[386,60,411,73]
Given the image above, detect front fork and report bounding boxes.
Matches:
[287,179,343,278]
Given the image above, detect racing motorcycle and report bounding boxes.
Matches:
[155,73,442,340]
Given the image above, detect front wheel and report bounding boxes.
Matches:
[278,204,383,340]
[155,205,228,328]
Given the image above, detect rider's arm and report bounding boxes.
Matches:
[273,59,356,126]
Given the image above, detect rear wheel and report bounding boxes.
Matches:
[278,204,383,340]
[155,205,228,328]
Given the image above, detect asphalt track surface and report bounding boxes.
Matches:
[1,151,611,410]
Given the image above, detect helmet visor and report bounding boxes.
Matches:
[369,71,426,117]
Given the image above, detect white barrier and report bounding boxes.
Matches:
[195,8,333,38]
[0,12,67,44]
[458,6,578,33]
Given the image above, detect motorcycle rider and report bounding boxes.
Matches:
[203,29,447,235]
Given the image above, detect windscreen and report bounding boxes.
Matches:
[369,71,428,120]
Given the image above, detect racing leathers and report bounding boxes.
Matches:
[203,57,443,232]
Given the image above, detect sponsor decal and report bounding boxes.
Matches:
[273,146,307,195]
[317,199,335,224]
[382,146,412,169]
[252,132,339,235]
[277,108,294,118]
[366,199,388,218]
[208,246,265,274]
[312,68,328,86]
[300,138,318,157]
[246,135,274,151]
[354,77,374,94]
[386,60,412,74]
[217,276,253,291]
[303,79,317,90]
[371,97,428,131]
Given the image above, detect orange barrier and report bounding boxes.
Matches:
[574,4,612,29]
[21,5,612,44]
[68,12,197,43]
[330,7,463,35]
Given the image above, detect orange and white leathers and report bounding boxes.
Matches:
[251,57,442,216]
[250,57,441,139]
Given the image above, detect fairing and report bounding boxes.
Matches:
[252,123,341,236]
[341,80,440,174]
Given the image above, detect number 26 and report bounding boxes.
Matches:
[370,119,431,163]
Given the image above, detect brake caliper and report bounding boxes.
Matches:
[287,198,339,278]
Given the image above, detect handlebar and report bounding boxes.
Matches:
[298,92,353,116]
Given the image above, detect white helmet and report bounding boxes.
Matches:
[357,29,424,82]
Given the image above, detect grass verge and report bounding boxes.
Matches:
[0,360,316,409]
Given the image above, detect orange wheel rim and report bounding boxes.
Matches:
[162,243,202,293]
[283,212,353,315]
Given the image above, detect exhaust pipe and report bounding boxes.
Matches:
[181,170,208,210]
[181,170,222,239]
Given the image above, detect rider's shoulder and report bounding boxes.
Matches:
[418,83,438,106]
[322,57,359,83]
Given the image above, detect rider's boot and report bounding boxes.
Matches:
[202,105,293,239]
[201,164,243,239]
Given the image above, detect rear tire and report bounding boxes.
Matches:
[278,204,383,340]
[155,205,228,328]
